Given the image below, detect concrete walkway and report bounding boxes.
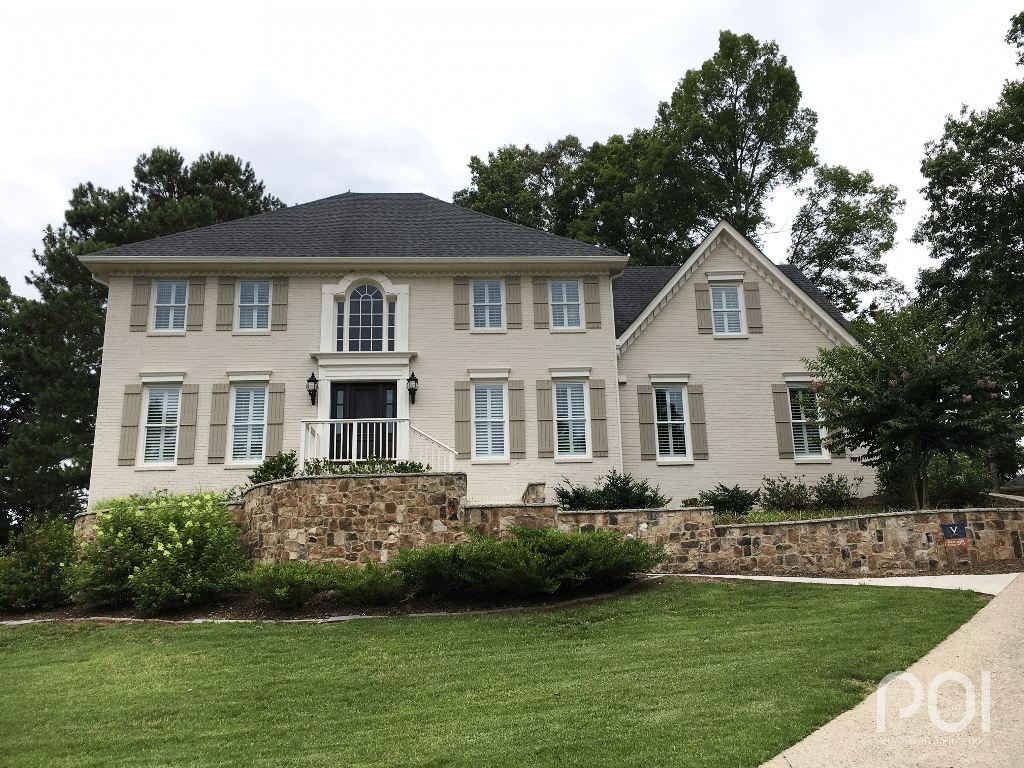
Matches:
[700,572,1020,595]
[758,572,1023,767]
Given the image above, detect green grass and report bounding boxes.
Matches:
[0,579,984,768]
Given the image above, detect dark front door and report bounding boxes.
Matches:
[330,382,397,461]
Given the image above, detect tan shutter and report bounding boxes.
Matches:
[453,277,470,330]
[176,384,199,465]
[583,275,601,329]
[208,383,230,463]
[271,277,288,331]
[745,282,763,333]
[772,383,795,459]
[216,277,235,331]
[185,277,205,331]
[688,384,709,460]
[508,380,525,459]
[637,384,656,461]
[454,381,470,459]
[695,283,712,333]
[118,384,143,465]
[265,383,285,456]
[130,277,150,332]
[533,277,549,329]
[589,379,608,457]
[537,380,553,458]
[505,276,522,329]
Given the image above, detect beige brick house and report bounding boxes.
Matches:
[79,193,868,506]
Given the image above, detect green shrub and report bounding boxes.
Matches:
[0,518,77,611]
[928,453,992,508]
[555,470,670,511]
[248,450,298,485]
[302,457,431,477]
[78,491,245,614]
[812,474,862,511]
[760,475,814,512]
[342,561,407,604]
[250,560,333,609]
[697,484,760,517]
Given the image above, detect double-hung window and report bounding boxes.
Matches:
[232,386,267,462]
[554,381,588,456]
[711,285,742,334]
[143,387,180,463]
[472,383,507,459]
[655,386,688,458]
[337,284,395,352]
[550,280,582,329]
[790,387,824,457]
[238,281,270,330]
[154,281,187,331]
[472,280,503,329]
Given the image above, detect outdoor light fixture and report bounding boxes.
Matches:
[306,372,319,406]
[407,371,419,405]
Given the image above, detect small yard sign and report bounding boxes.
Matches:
[941,522,969,551]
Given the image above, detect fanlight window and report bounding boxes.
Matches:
[336,284,396,352]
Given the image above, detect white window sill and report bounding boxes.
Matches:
[232,329,271,336]
[554,456,592,463]
[225,462,263,470]
[712,333,748,340]
[550,327,585,333]
[795,457,832,464]
[469,328,507,334]
[136,464,177,471]
[146,330,186,337]
[656,458,694,466]
[471,458,511,464]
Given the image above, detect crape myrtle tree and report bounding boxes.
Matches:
[0,148,283,530]
[804,304,1021,509]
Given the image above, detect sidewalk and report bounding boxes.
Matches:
[700,572,1019,595]
[758,572,1023,767]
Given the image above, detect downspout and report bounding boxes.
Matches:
[610,269,625,475]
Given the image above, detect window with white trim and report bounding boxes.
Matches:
[554,381,588,456]
[238,280,270,330]
[472,383,507,458]
[550,280,581,329]
[336,284,395,352]
[231,386,267,462]
[790,387,825,457]
[154,281,187,331]
[472,280,503,329]
[711,285,742,334]
[143,387,180,463]
[654,386,688,458]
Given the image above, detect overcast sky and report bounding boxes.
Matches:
[2,0,1020,300]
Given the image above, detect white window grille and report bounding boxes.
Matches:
[655,386,688,458]
[790,387,824,456]
[472,280,503,329]
[711,285,742,334]
[232,386,267,461]
[550,280,582,329]
[554,381,588,455]
[238,281,270,330]
[154,281,187,331]
[143,387,180,462]
[472,383,507,458]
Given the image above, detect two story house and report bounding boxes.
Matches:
[79,192,866,507]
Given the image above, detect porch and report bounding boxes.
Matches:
[299,418,456,471]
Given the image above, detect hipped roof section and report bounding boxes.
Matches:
[78,192,627,279]
[614,221,855,352]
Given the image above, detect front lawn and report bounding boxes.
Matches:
[0,579,984,768]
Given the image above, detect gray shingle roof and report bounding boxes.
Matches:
[79,192,624,261]
[776,264,849,327]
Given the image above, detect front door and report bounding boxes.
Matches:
[329,381,397,461]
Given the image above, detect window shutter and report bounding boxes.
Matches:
[637,384,656,461]
[509,380,525,459]
[505,276,522,329]
[533,277,549,329]
[589,379,608,457]
[265,383,285,456]
[271,277,288,331]
[118,385,143,465]
[745,282,763,334]
[183,277,205,331]
[695,283,712,333]
[583,276,601,329]
[454,381,470,459]
[130,277,150,332]
[453,277,470,330]
[176,384,199,465]
[688,384,709,460]
[208,383,230,463]
[217,277,235,331]
[772,383,795,459]
[536,380,553,458]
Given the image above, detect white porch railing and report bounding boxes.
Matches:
[299,419,455,472]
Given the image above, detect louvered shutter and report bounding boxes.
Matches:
[454,381,470,459]
[533,277,549,329]
[589,379,608,457]
[745,282,763,333]
[637,385,656,461]
[695,283,712,333]
[271,277,288,331]
[186,277,205,331]
[265,384,285,456]
[217,277,235,330]
[208,383,230,463]
[453,277,470,330]
[130,278,150,332]
[688,385,709,460]
[583,275,601,329]
[505,276,522,329]
[118,385,143,465]
[509,380,525,459]
[772,384,796,459]
[176,384,199,465]
[536,380,553,457]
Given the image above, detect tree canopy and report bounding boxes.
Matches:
[0,148,283,530]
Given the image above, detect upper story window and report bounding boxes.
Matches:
[143,386,180,463]
[550,280,581,329]
[154,281,187,331]
[711,285,742,334]
[238,281,270,330]
[472,280,503,329]
[655,385,688,458]
[790,387,825,457]
[337,284,396,352]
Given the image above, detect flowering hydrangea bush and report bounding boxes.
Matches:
[78,491,245,613]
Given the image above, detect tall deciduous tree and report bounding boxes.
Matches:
[0,148,283,527]
[915,13,1024,376]
[787,164,906,315]
[805,305,1020,509]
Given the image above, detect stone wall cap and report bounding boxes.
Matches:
[556,506,712,514]
[720,507,1015,530]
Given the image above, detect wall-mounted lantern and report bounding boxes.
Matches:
[407,372,419,405]
[306,372,319,406]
